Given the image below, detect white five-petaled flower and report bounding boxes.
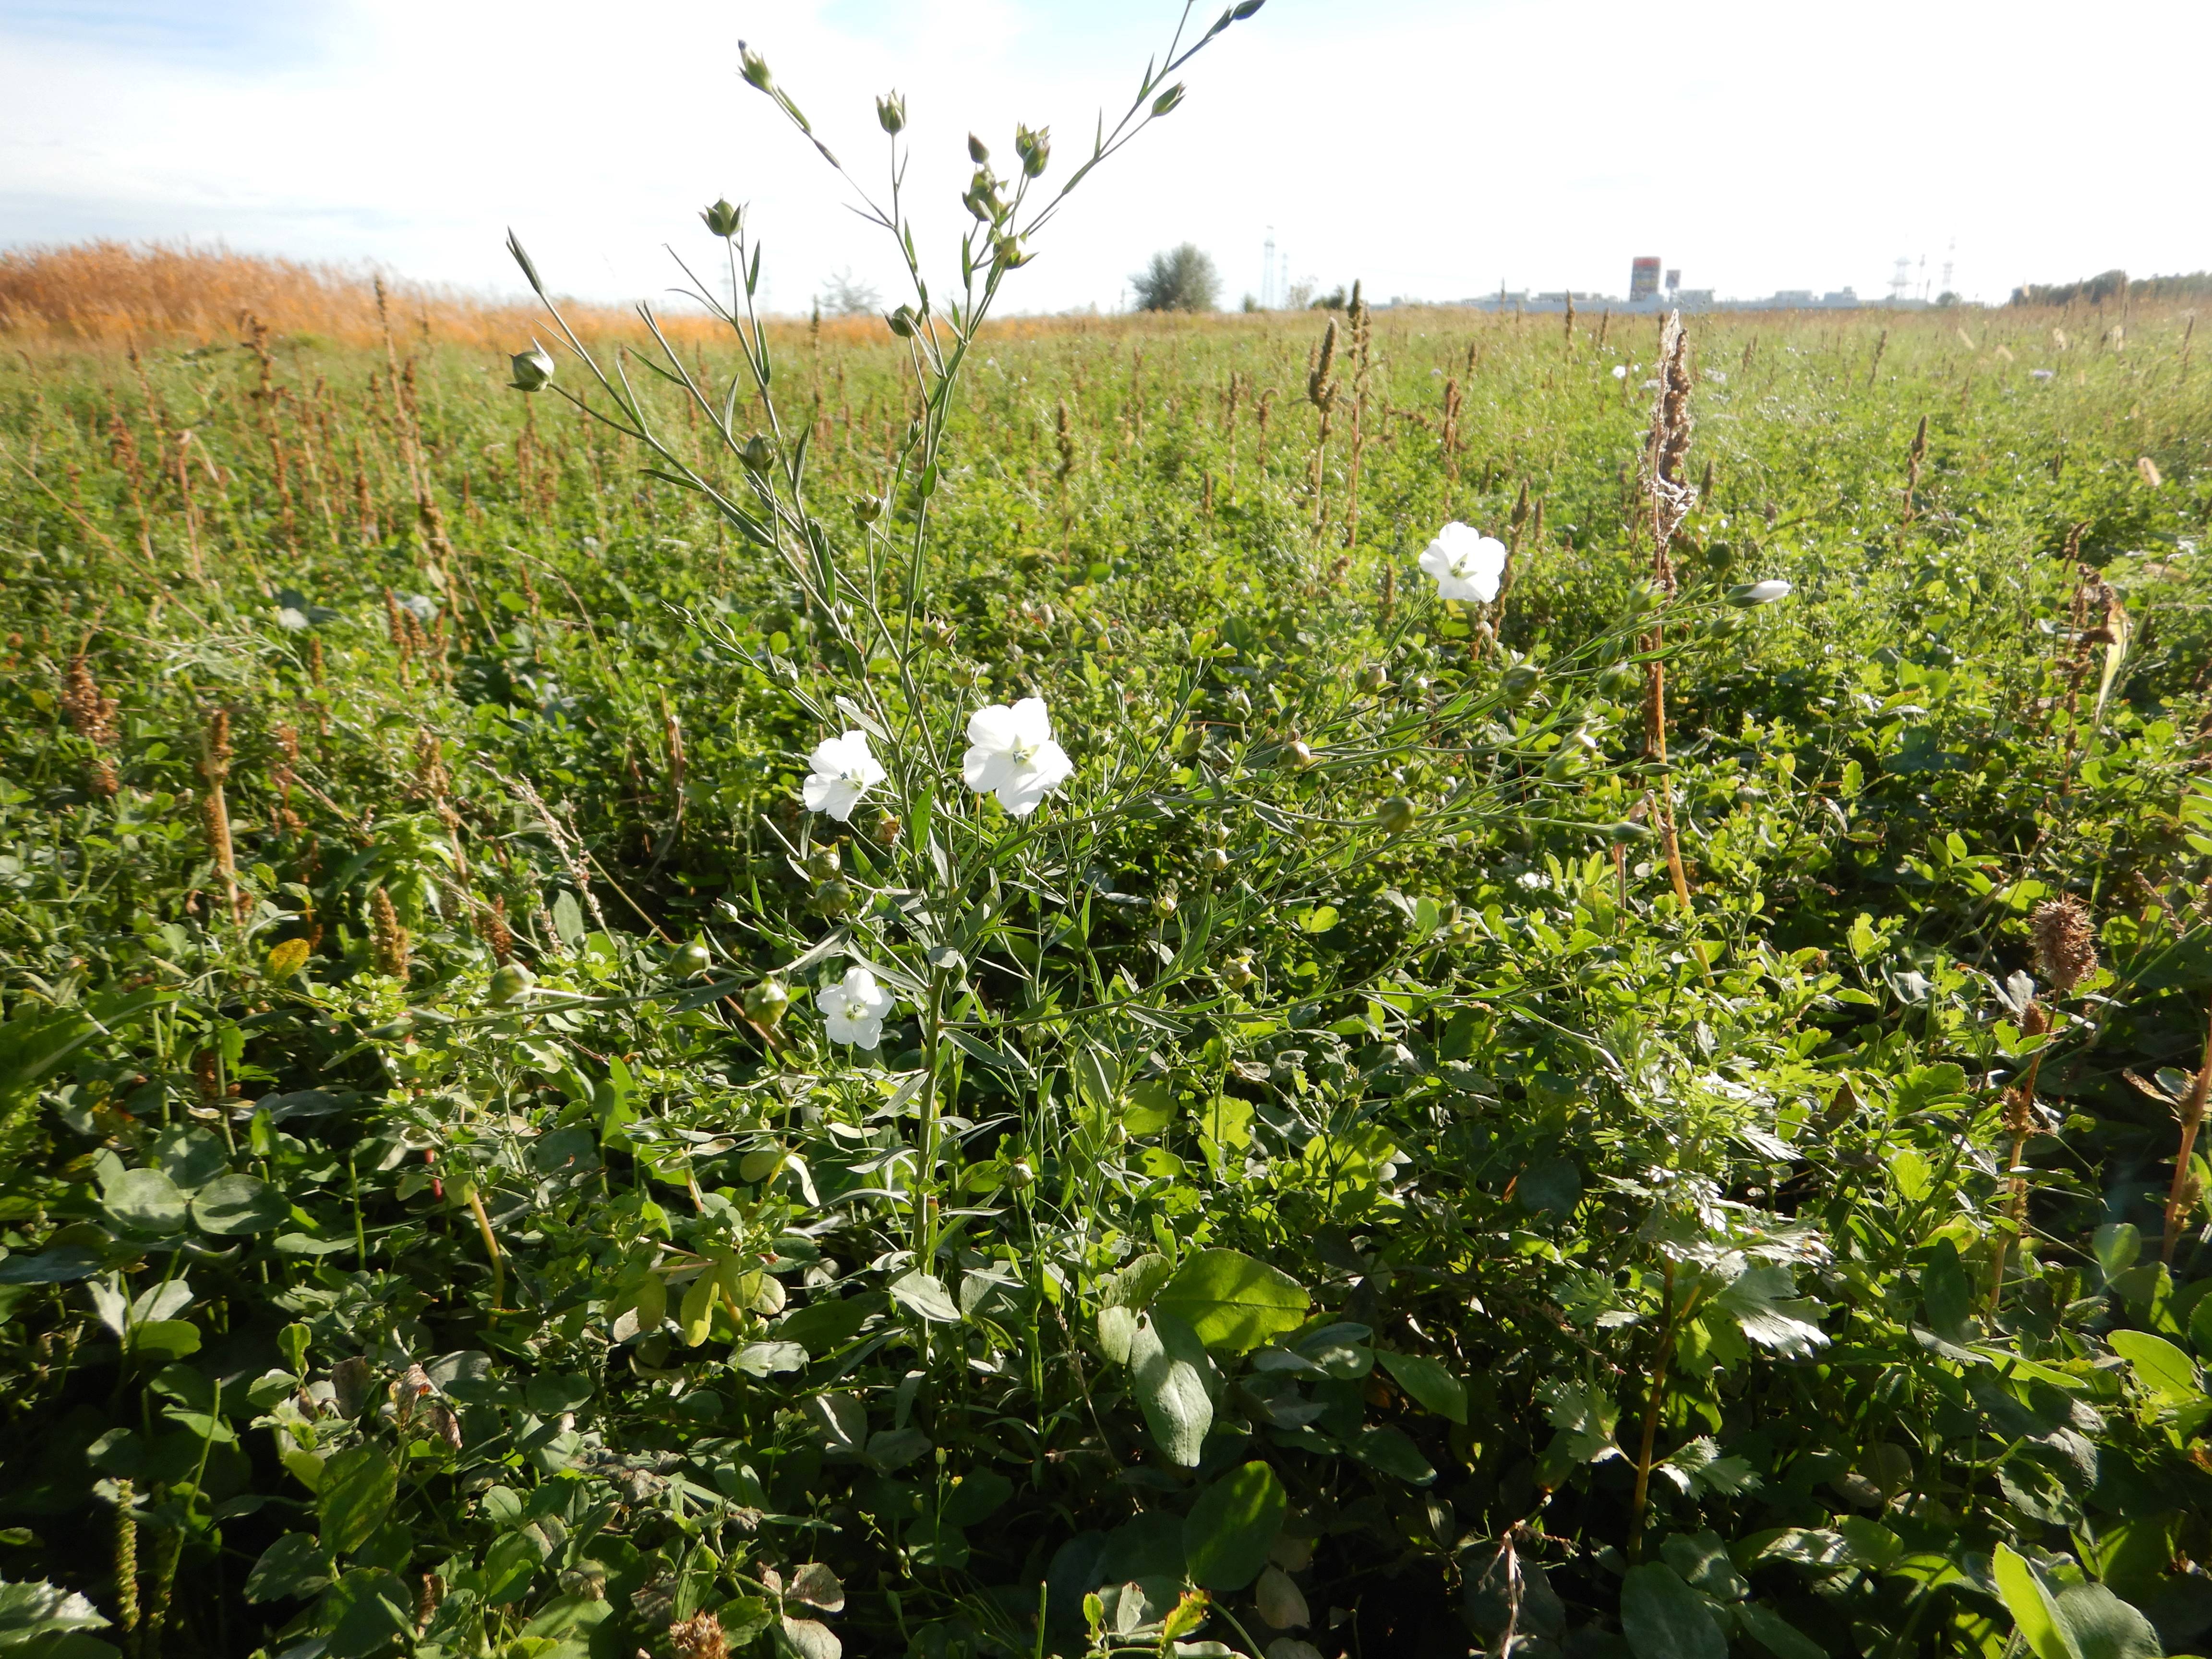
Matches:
[802,729,886,822]
[1611,364,1629,380]
[1419,522,1508,603]
[1742,579,1793,605]
[962,697,1072,816]
[817,966,895,1048]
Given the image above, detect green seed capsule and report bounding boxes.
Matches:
[489,963,536,1005]
[1378,794,1418,834]
[667,942,711,978]
[742,978,791,1027]
[1500,664,1543,704]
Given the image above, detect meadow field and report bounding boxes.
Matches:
[3,237,2212,1659]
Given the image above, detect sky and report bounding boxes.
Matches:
[2,0,2207,315]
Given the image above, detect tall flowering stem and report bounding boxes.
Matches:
[1642,312,1696,908]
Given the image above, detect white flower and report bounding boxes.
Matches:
[2031,368,2055,381]
[1728,578,1793,606]
[817,966,895,1048]
[1418,522,1508,603]
[802,729,886,822]
[1611,364,1628,380]
[962,697,1072,816]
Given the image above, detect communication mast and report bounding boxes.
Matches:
[1939,239,1956,298]
[1888,256,1912,305]
[1262,228,1275,309]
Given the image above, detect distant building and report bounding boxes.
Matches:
[1629,258,1661,302]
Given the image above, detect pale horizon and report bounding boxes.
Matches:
[2,0,2205,318]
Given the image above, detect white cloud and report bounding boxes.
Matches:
[1,0,2206,313]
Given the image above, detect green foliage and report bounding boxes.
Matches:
[2,24,2212,1659]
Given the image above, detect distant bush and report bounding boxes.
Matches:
[1131,242,1219,312]
[2011,267,2212,306]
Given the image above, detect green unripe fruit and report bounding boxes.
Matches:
[805,845,842,882]
[1378,794,1418,834]
[1201,846,1231,874]
[852,495,883,526]
[701,198,743,239]
[742,978,791,1026]
[1152,884,1180,917]
[811,878,855,917]
[1605,821,1656,844]
[667,941,711,978]
[1597,662,1639,699]
[1358,663,1390,694]
[740,435,774,473]
[1286,740,1316,770]
[1220,953,1256,990]
[1698,612,1745,641]
[1629,577,1667,614]
[488,963,536,1005]
[1500,663,1543,704]
[1543,747,1582,782]
[1178,728,1205,760]
[1005,1156,1037,1190]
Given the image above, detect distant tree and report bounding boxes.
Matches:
[2011,268,2212,307]
[1309,285,1348,311]
[819,268,881,317]
[1131,244,1219,312]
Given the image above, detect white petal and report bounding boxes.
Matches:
[807,734,855,776]
[1464,535,1508,602]
[964,744,1018,795]
[965,704,1017,752]
[1024,740,1073,793]
[997,775,1051,816]
[1007,697,1055,746]
[818,779,866,822]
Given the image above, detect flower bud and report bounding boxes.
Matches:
[488,962,536,1005]
[739,43,773,91]
[852,494,883,525]
[1596,661,1639,700]
[1153,884,1180,918]
[1220,952,1256,991]
[1177,728,1206,761]
[993,235,1032,269]
[1151,83,1186,117]
[1500,663,1543,704]
[701,198,743,240]
[1286,740,1316,770]
[805,845,842,882]
[876,91,906,134]
[667,940,711,977]
[1006,1156,1037,1190]
[1543,747,1583,782]
[1378,794,1418,835]
[1014,123,1050,178]
[1697,612,1746,641]
[1202,846,1231,873]
[507,344,554,393]
[742,977,791,1027]
[886,305,917,338]
[1358,663,1389,693]
[740,434,774,473]
[1727,579,1793,607]
[967,132,990,164]
[1606,820,1656,843]
[1232,0,1265,16]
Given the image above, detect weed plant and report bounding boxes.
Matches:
[2,18,2212,1659]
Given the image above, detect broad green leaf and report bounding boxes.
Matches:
[941,1470,1013,1528]
[1889,1148,1932,1202]
[1098,1304,1140,1366]
[679,1274,718,1347]
[889,1270,962,1323]
[2053,1582,2160,1659]
[1129,1311,1213,1466]
[1735,1602,1826,1659]
[244,1533,330,1603]
[1379,1351,1467,1423]
[732,1340,807,1377]
[1620,1563,1728,1659]
[1153,1250,1309,1353]
[190,1174,287,1236]
[780,1615,842,1659]
[1182,1462,1286,1591]
[1546,1381,1623,1465]
[1992,1542,2074,1659]
[103,1167,187,1235]
[128,1320,200,1359]
[317,1443,397,1558]
[1921,1239,1977,1346]
[1351,1424,1436,1485]
[2094,1224,2142,1284]
[1714,1263,1829,1358]
[323,1569,414,1659]
[2109,1328,2200,1407]
[0,1578,110,1643]
[776,1294,874,1355]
